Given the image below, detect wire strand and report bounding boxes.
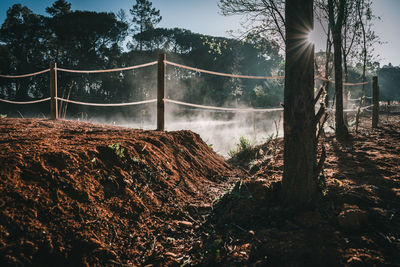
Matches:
[0,97,51,104]
[56,61,158,74]
[0,69,50,79]
[164,99,283,112]
[165,60,285,80]
[56,97,156,107]
[316,76,370,86]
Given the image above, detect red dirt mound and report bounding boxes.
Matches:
[0,118,239,266]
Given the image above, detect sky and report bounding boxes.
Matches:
[0,0,399,66]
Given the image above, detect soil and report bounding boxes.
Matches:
[0,115,399,266]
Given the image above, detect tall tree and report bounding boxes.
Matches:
[354,0,380,131]
[129,0,162,51]
[45,0,71,17]
[328,0,348,137]
[315,0,334,107]
[0,4,47,100]
[219,0,286,50]
[341,1,360,112]
[283,0,319,206]
[357,0,368,97]
[355,0,379,96]
[0,45,14,99]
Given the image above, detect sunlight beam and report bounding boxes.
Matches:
[307,29,318,44]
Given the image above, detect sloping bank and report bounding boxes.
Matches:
[0,118,240,266]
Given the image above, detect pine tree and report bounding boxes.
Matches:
[283,0,320,207]
[46,0,71,17]
[130,0,162,51]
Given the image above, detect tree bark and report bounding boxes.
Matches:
[333,31,347,136]
[323,29,332,108]
[343,52,349,110]
[329,0,349,138]
[282,0,317,207]
[355,0,368,132]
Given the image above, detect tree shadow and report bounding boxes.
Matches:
[329,129,399,208]
[327,128,400,264]
[193,126,400,266]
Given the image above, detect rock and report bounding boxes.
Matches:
[338,205,368,230]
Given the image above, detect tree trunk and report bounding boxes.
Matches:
[329,0,349,138]
[360,0,367,97]
[323,29,332,107]
[343,51,349,123]
[333,30,348,136]
[355,0,367,132]
[282,0,317,207]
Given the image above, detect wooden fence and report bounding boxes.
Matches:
[1,53,381,129]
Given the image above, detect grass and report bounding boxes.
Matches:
[108,142,125,159]
[228,136,253,158]
[228,133,281,171]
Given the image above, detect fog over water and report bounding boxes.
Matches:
[104,104,284,157]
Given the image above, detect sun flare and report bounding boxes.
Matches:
[307,29,318,44]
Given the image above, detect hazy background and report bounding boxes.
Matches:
[0,0,399,66]
[0,0,398,157]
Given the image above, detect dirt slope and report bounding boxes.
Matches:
[0,118,239,266]
[196,115,400,266]
[1,116,400,266]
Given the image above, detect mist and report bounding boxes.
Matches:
[85,101,283,157]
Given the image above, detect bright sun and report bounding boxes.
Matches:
[307,29,317,44]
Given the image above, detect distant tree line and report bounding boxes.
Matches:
[0,0,283,119]
[377,64,400,101]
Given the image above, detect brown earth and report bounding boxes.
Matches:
[197,115,400,266]
[0,115,400,266]
[0,118,240,266]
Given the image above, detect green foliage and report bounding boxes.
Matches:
[131,156,140,163]
[108,142,125,158]
[130,0,162,50]
[46,0,71,16]
[251,81,284,107]
[0,1,283,118]
[228,136,253,157]
[377,64,400,101]
[264,133,277,143]
[130,0,161,33]
[201,36,231,60]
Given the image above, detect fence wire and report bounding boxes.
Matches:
[327,104,374,113]
[165,60,285,80]
[0,97,51,104]
[164,99,283,112]
[166,61,371,86]
[316,75,370,86]
[0,69,50,79]
[56,61,158,74]
[0,58,376,118]
[56,97,156,107]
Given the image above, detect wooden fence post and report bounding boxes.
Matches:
[372,76,379,128]
[50,62,58,120]
[157,53,166,131]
